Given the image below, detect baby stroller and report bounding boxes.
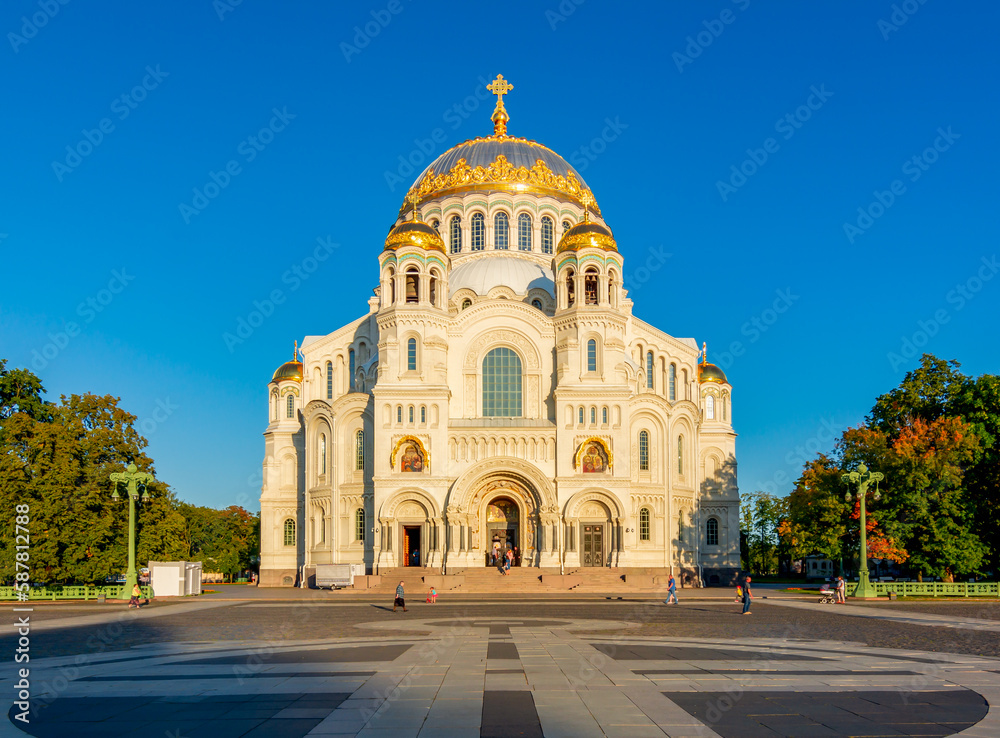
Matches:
[818,584,837,604]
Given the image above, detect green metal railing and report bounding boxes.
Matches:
[0,585,153,601]
[846,581,1000,597]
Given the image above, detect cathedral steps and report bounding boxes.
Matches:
[364,566,678,595]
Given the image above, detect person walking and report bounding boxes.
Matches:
[505,548,513,573]
[835,575,846,604]
[128,582,142,609]
[664,575,678,605]
[741,575,753,615]
[393,581,407,612]
[427,587,437,604]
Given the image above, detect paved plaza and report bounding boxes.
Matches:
[4,593,1000,737]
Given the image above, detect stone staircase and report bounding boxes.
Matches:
[363,566,677,595]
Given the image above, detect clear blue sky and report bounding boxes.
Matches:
[2,1,997,510]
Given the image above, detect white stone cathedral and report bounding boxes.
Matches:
[259,76,739,587]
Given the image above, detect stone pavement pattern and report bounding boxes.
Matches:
[5,605,1000,738]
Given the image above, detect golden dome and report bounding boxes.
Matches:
[556,215,617,254]
[697,343,728,384]
[398,75,600,218]
[271,342,303,383]
[384,219,445,253]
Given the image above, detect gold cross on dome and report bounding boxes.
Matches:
[406,191,420,220]
[487,74,513,102]
[487,74,514,137]
[579,190,595,221]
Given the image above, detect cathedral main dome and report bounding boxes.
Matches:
[398,76,600,218]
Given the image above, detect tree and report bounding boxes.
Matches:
[784,354,992,581]
[0,375,189,584]
[740,491,786,575]
[179,503,260,579]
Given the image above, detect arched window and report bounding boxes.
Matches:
[388,268,396,304]
[578,407,584,424]
[608,270,618,307]
[518,213,532,250]
[723,393,729,421]
[355,430,365,471]
[566,270,575,307]
[584,268,598,305]
[541,216,553,254]
[271,391,278,420]
[430,218,440,233]
[531,299,542,310]
[706,394,715,420]
[408,405,414,423]
[639,508,650,541]
[590,406,596,424]
[646,352,654,389]
[678,513,685,543]
[286,394,295,418]
[355,508,365,541]
[482,347,522,417]
[283,518,295,546]
[562,219,571,234]
[462,298,472,310]
[429,272,438,306]
[639,430,650,471]
[326,361,333,400]
[682,369,688,399]
[396,405,402,423]
[420,406,426,424]
[587,338,597,372]
[449,215,462,253]
[669,363,676,401]
[405,267,419,303]
[677,435,684,476]
[349,349,355,390]
[319,434,327,475]
[407,337,417,371]
[494,211,509,249]
[707,517,719,546]
[602,406,608,425]
[471,212,485,251]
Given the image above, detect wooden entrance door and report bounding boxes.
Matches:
[582,524,604,567]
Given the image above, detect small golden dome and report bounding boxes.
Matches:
[272,361,302,383]
[271,342,303,383]
[385,195,446,253]
[384,219,445,253]
[556,219,617,254]
[698,362,727,384]
[697,342,728,384]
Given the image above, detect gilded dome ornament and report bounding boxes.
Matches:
[556,200,618,254]
[698,342,728,384]
[486,74,514,139]
[384,191,446,253]
[271,341,303,383]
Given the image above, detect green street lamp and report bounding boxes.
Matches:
[841,462,885,600]
[110,462,155,596]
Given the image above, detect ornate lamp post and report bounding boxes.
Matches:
[840,462,885,600]
[109,463,155,595]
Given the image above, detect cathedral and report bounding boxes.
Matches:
[259,76,739,587]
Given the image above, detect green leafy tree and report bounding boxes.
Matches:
[179,503,260,579]
[740,491,786,575]
[1,369,189,584]
[785,354,992,581]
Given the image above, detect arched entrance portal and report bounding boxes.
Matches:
[485,497,519,566]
